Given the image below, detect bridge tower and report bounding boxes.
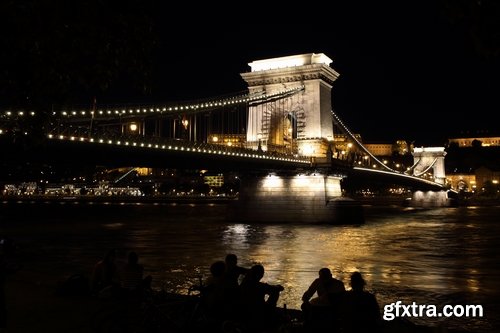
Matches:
[412,147,447,185]
[241,53,339,157]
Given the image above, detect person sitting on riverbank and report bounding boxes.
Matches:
[223,253,248,308]
[201,260,235,323]
[120,251,152,299]
[301,267,346,332]
[224,253,249,289]
[239,264,285,331]
[341,271,382,333]
[90,249,121,298]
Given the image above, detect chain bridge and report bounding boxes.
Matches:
[0,53,455,221]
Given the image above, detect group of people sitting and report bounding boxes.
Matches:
[89,250,382,332]
[89,249,152,300]
[200,254,382,333]
[198,254,285,331]
[301,267,382,332]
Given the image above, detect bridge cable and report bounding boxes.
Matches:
[331,110,398,173]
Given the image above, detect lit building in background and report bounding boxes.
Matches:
[203,173,224,188]
[448,136,500,147]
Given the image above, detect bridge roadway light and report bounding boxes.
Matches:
[129,123,138,132]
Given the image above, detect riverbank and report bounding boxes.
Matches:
[4,269,100,333]
[3,269,482,333]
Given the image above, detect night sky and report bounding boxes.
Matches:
[2,1,499,146]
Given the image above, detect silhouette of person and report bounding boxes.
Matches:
[341,271,382,333]
[224,253,249,288]
[301,267,345,331]
[90,249,120,297]
[223,253,248,310]
[239,264,284,330]
[201,260,234,323]
[121,251,152,298]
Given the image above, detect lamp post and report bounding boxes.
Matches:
[257,133,263,153]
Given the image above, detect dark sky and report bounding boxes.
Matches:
[2,1,499,146]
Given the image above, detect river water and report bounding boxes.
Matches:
[1,201,499,332]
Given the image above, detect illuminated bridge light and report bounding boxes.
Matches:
[99,139,103,143]
[147,144,152,148]
[47,134,53,138]
[132,142,137,146]
[168,146,172,149]
[89,138,94,142]
[125,142,129,145]
[59,135,64,140]
[79,137,85,141]
[140,143,145,147]
[108,140,112,144]
[117,141,121,145]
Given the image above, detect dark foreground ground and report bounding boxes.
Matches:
[3,268,481,333]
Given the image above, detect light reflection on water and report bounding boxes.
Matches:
[1,202,499,332]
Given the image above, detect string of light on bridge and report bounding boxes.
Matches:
[0,86,305,119]
[46,133,311,165]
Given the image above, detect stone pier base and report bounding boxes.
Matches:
[406,190,456,207]
[228,174,364,224]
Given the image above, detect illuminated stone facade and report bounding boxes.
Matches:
[412,147,447,185]
[241,53,340,157]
